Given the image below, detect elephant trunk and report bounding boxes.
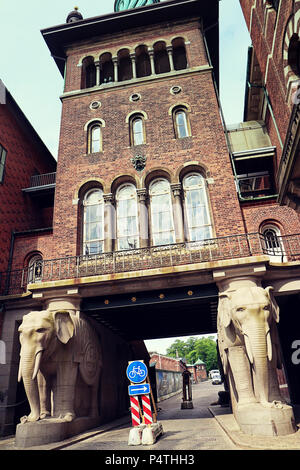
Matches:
[244,322,269,405]
[18,352,41,421]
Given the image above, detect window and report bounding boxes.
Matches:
[82,57,96,89]
[154,42,170,74]
[172,38,187,71]
[261,224,285,262]
[0,144,7,183]
[174,108,190,138]
[88,123,102,153]
[116,184,139,250]
[118,50,133,82]
[130,115,145,146]
[288,34,300,78]
[183,173,213,241]
[27,254,43,283]
[83,189,104,255]
[135,45,151,78]
[100,53,114,84]
[149,179,175,246]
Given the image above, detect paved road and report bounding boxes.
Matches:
[62,381,237,451]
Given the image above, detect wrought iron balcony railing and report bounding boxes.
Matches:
[28,172,56,188]
[1,232,300,296]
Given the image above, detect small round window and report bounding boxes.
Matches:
[89,101,101,110]
[130,93,141,102]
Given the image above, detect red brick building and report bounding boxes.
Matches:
[1,0,300,438]
[187,359,207,383]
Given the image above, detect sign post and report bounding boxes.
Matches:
[127,360,163,446]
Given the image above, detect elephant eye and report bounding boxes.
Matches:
[263,305,270,310]
[36,328,47,333]
[236,307,245,312]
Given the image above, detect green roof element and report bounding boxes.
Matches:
[114,0,160,12]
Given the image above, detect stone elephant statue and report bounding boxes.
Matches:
[217,285,284,409]
[18,309,102,423]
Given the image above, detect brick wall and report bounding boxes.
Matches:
[0,102,55,272]
[150,353,185,372]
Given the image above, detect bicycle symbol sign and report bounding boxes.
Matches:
[126,360,148,384]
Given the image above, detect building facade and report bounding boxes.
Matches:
[1,0,300,441]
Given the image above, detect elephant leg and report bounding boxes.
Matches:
[37,371,51,419]
[56,362,78,421]
[228,346,257,406]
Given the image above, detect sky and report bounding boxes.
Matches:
[0,0,251,355]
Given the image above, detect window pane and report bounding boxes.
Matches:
[150,180,175,245]
[83,189,104,255]
[175,111,188,138]
[132,118,144,145]
[91,126,101,153]
[184,174,212,242]
[117,185,139,250]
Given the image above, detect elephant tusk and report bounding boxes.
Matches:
[32,350,43,380]
[18,361,22,383]
[266,330,272,362]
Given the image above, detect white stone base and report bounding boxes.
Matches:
[235,402,297,436]
[128,424,146,446]
[15,417,100,448]
[141,422,164,445]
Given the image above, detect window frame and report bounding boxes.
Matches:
[130,114,146,146]
[87,122,102,154]
[173,107,191,139]
[183,173,213,242]
[82,188,105,256]
[116,183,140,251]
[149,178,176,247]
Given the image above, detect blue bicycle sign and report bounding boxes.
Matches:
[126,361,148,384]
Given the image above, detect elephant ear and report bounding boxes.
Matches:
[53,310,75,344]
[218,293,232,328]
[265,286,280,323]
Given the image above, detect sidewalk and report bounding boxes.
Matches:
[209,405,300,450]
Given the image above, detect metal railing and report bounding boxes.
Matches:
[2,232,300,296]
[29,172,56,188]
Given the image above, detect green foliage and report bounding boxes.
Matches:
[166,336,218,371]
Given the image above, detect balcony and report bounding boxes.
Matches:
[2,232,300,297]
[23,172,56,192]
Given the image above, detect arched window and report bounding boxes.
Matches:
[27,254,43,283]
[172,38,187,70]
[82,57,96,88]
[130,114,145,146]
[183,173,213,241]
[288,34,300,78]
[100,53,114,84]
[83,189,104,255]
[261,224,285,262]
[135,45,151,78]
[118,49,133,82]
[154,42,170,74]
[173,107,190,138]
[116,184,139,250]
[88,123,102,153]
[149,179,175,246]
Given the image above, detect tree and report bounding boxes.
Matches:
[166,336,218,371]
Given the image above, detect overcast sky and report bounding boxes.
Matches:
[0,0,251,355]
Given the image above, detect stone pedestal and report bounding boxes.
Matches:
[181,400,193,409]
[15,417,100,448]
[235,403,297,437]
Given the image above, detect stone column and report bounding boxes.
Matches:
[112,57,118,82]
[137,188,148,248]
[95,60,100,85]
[103,193,115,252]
[171,183,184,243]
[166,46,175,71]
[148,49,155,75]
[130,53,137,79]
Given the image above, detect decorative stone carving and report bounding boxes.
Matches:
[131,154,147,171]
[17,309,102,424]
[217,282,296,436]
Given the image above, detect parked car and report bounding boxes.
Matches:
[209,369,219,379]
[211,372,222,385]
